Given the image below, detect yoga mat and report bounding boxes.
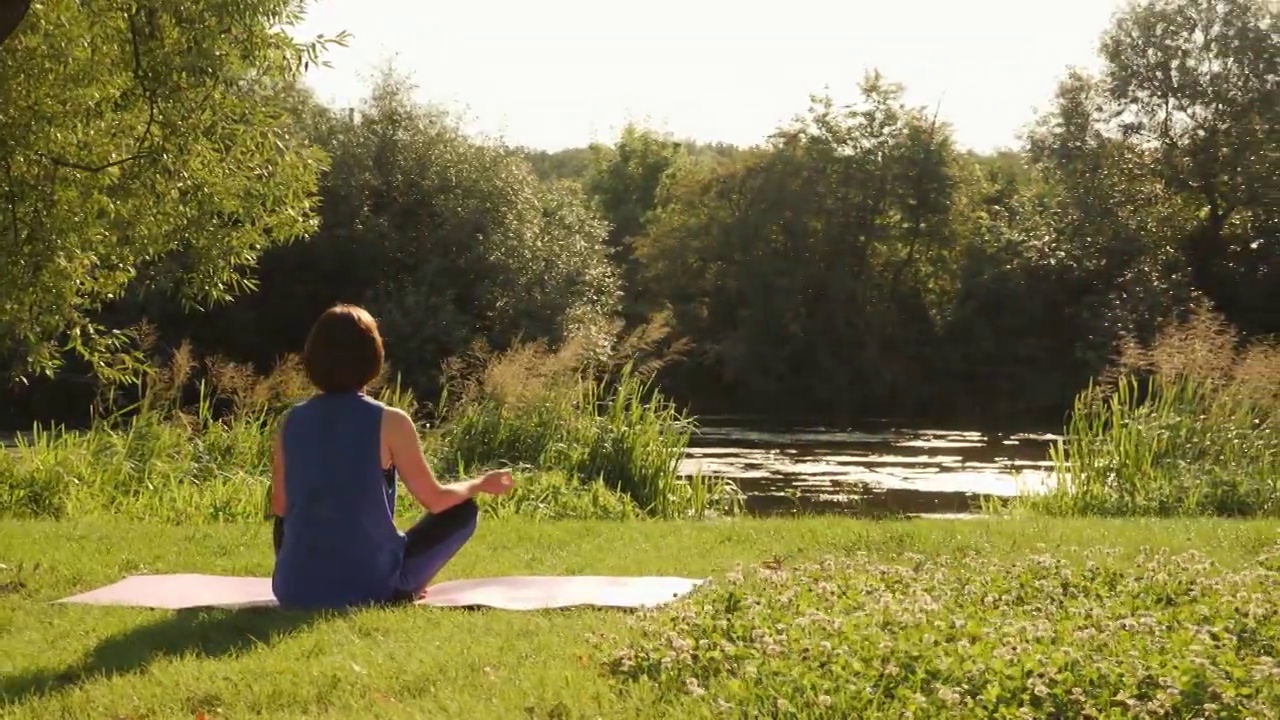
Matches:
[54,573,704,611]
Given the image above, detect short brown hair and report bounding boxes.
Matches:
[303,304,384,393]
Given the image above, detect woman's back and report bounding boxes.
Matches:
[272,392,406,609]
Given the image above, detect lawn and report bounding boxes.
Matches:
[3,516,1280,718]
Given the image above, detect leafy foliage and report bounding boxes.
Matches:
[635,73,978,417]
[121,68,621,405]
[0,0,346,380]
[3,0,1277,443]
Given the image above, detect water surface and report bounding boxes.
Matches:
[679,418,1060,517]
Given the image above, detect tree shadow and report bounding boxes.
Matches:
[3,605,331,706]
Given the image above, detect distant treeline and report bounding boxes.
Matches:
[1,0,1276,430]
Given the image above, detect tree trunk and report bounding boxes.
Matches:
[1184,207,1229,311]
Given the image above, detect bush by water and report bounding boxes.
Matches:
[1024,308,1280,517]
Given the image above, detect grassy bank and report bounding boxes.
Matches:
[3,517,1280,718]
[4,313,1280,717]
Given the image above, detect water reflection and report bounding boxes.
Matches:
[679,419,1060,517]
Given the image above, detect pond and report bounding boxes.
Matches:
[678,417,1061,517]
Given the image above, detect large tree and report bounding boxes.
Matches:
[1050,0,1280,331]
[636,73,977,418]
[147,69,621,403]
[0,0,344,381]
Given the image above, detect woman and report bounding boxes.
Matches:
[269,304,514,610]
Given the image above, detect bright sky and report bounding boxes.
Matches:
[291,0,1125,153]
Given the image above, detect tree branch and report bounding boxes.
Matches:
[34,7,158,175]
[36,152,152,173]
[127,7,157,150]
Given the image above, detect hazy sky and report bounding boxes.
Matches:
[291,0,1125,153]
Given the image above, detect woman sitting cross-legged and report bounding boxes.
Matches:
[269,303,515,610]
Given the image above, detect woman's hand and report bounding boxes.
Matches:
[477,469,515,496]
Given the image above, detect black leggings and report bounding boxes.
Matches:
[272,499,480,558]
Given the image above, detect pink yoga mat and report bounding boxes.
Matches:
[54,573,704,611]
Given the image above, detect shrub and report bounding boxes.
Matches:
[469,470,642,521]
[1024,306,1280,517]
[435,321,742,519]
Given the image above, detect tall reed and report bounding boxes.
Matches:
[1025,307,1280,517]
[436,328,742,519]
[1,325,735,523]
[0,343,416,522]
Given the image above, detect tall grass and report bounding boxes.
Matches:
[1025,306,1280,517]
[1,318,738,522]
[436,320,742,519]
[0,342,417,523]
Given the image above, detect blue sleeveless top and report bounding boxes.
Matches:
[272,392,407,609]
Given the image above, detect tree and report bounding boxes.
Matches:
[0,0,346,381]
[1097,0,1279,329]
[153,69,621,402]
[585,125,688,324]
[515,146,594,183]
[333,74,620,395]
[636,73,978,418]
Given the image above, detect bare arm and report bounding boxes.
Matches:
[270,425,286,517]
[383,407,491,514]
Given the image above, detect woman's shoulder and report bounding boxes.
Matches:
[377,401,413,425]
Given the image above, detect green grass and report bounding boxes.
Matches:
[440,362,737,519]
[0,354,422,523]
[1028,373,1280,517]
[4,517,1280,718]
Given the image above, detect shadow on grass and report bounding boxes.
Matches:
[2,605,328,706]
